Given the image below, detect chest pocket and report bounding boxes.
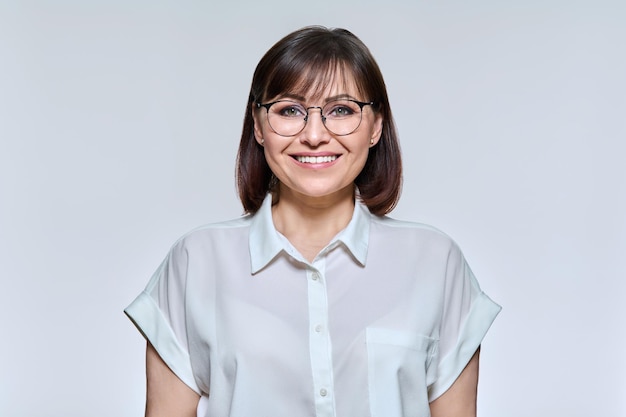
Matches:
[366,328,439,417]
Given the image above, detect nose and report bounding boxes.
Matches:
[301,106,330,146]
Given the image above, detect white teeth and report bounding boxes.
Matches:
[296,155,338,164]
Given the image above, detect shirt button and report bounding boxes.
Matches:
[314,324,323,333]
[311,272,320,281]
[320,388,328,397]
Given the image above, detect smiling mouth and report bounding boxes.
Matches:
[294,155,338,164]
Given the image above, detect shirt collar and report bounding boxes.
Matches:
[249,194,371,273]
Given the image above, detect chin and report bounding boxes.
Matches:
[296,184,354,199]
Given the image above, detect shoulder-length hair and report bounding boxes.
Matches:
[236,26,402,216]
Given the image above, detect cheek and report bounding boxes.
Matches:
[261,141,287,169]
[345,147,371,176]
[354,139,375,159]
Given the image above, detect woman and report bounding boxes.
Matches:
[125,26,501,417]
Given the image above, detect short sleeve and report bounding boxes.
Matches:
[124,241,201,394]
[427,243,501,401]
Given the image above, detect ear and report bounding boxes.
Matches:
[369,113,383,147]
[252,106,265,145]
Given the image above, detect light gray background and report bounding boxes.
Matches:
[1,1,624,416]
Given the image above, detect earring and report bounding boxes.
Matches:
[260,139,265,145]
[370,139,374,145]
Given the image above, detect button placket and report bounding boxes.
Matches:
[306,262,336,416]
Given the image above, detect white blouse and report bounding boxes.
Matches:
[125,194,501,417]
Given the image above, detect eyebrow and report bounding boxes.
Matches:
[277,93,358,103]
[324,94,357,102]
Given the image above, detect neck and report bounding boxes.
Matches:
[271,185,356,262]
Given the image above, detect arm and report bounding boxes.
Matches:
[429,347,480,417]
[145,341,200,417]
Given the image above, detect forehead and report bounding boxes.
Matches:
[265,62,365,102]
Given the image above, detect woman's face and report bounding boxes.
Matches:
[253,73,383,202]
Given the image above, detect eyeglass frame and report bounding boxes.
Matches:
[255,98,375,137]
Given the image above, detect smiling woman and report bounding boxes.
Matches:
[124,25,501,417]
[238,27,402,216]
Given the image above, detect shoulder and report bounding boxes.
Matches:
[366,215,471,271]
[168,215,253,254]
[370,215,460,252]
[140,215,255,293]
[372,215,448,234]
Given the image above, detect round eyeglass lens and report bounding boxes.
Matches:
[266,101,307,136]
[322,100,363,135]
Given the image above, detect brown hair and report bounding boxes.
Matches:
[236,26,402,215]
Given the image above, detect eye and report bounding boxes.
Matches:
[325,101,358,118]
[272,101,305,118]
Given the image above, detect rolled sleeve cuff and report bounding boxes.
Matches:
[428,291,501,401]
[124,291,201,395]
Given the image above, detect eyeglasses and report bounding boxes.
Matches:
[256,99,374,137]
